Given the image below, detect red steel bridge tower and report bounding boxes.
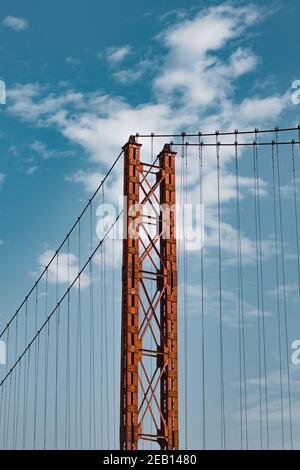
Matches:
[120,136,179,450]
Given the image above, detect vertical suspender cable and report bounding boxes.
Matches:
[89,201,96,449]
[100,242,103,449]
[216,136,226,449]
[236,140,243,449]
[151,133,154,163]
[15,358,21,448]
[100,186,104,449]
[275,131,293,449]
[76,219,83,449]
[112,223,116,449]
[255,141,270,449]
[44,269,50,450]
[180,133,188,450]
[25,344,31,449]
[198,135,206,450]
[102,186,110,450]
[271,142,285,449]
[54,254,60,449]
[0,362,3,448]
[22,301,28,449]
[44,269,49,450]
[184,142,188,449]
[150,133,154,450]
[12,315,19,448]
[54,304,60,449]
[252,140,263,449]
[291,141,300,296]
[89,204,92,448]
[3,326,10,448]
[5,368,13,448]
[33,283,40,449]
[234,137,249,449]
[65,236,71,449]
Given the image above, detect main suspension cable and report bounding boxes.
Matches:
[0,149,124,339]
[0,212,123,393]
[137,125,300,139]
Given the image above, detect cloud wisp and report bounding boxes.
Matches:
[106,45,131,64]
[6,3,293,284]
[0,173,5,189]
[38,249,90,289]
[2,15,29,31]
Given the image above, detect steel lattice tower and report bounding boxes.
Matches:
[120,136,179,450]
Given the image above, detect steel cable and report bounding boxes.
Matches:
[198,136,206,450]
[275,132,294,449]
[291,142,300,296]
[271,142,285,449]
[216,138,226,449]
[234,139,249,449]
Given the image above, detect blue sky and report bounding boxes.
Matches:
[1,0,300,450]
[1,0,299,316]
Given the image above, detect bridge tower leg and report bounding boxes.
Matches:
[120,136,179,450]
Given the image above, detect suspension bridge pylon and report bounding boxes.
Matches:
[120,136,179,450]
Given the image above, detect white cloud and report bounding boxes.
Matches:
[3,6,299,447]
[185,282,272,325]
[7,83,83,124]
[106,45,131,64]
[229,47,258,77]
[242,367,300,447]
[113,69,143,84]
[204,213,275,266]
[7,5,288,165]
[30,140,73,159]
[6,4,291,264]
[0,173,5,189]
[65,56,81,67]
[2,15,29,31]
[281,178,300,199]
[160,4,258,57]
[26,166,38,175]
[0,239,4,246]
[238,95,290,122]
[154,4,261,108]
[267,283,300,302]
[65,170,103,192]
[8,145,18,156]
[113,58,155,85]
[38,249,90,289]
